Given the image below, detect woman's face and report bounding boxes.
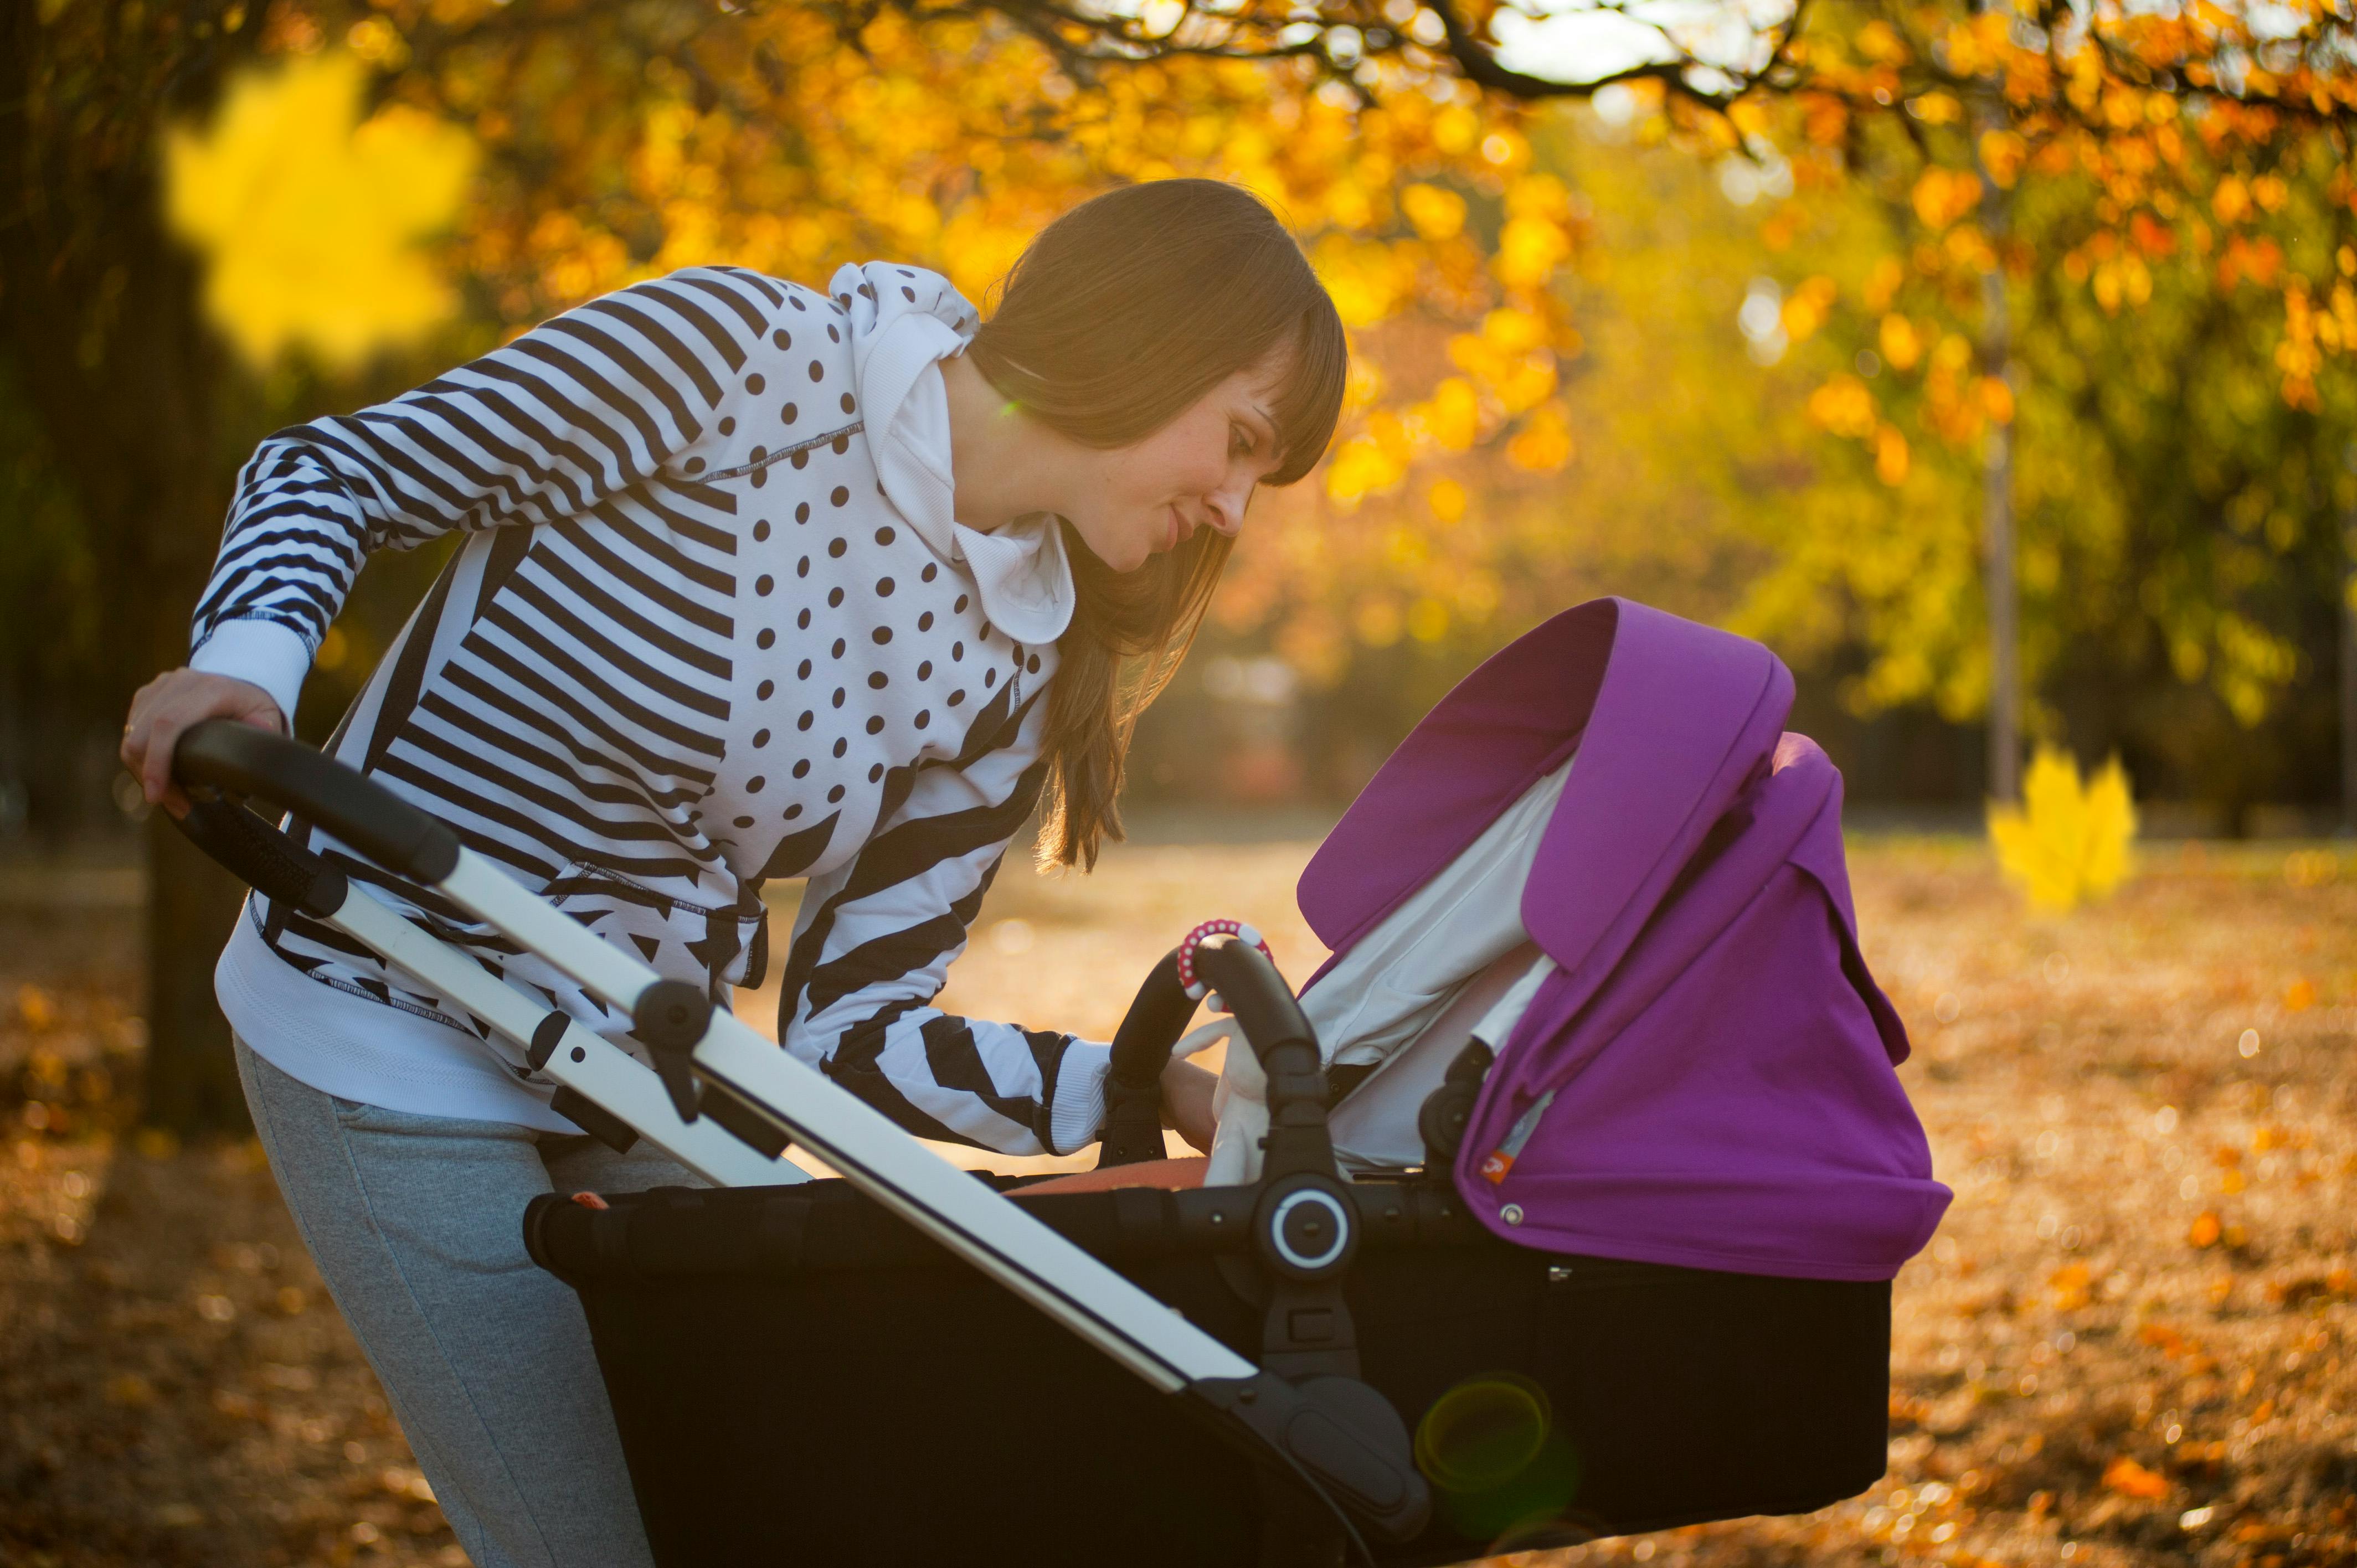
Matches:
[1057,345,1294,574]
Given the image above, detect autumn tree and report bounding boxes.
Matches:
[12,0,2355,1128]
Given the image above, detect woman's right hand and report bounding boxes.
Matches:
[120,669,286,819]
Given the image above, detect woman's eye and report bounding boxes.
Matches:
[1231,424,1252,457]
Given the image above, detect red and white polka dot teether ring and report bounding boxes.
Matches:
[1175,918,1275,1012]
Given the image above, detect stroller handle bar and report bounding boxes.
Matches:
[168,721,1430,1549]
[175,720,462,885]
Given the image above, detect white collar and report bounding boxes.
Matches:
[837,260,1077,647]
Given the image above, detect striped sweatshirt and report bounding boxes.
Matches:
[191,261,1111,1157]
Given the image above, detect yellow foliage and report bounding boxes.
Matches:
[1493,214,1571,288]
[1988,747,2138,913]
[1862,255,1906,311]
[1426,478,1468,525]
[1399,182,1468,241]
[1420,378,1481,451]
[1856,20,1910,63]
[164,53,476,370]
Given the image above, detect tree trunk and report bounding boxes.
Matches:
[0,0,254,1132]
[1974,92,2021,806]
[2342,488,2356,835]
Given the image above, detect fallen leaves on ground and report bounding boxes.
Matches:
[2,833,2353,1567]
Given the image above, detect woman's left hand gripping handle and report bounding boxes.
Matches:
[122,669,286,819]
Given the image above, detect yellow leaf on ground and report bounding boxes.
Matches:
[1988,747,2138,912]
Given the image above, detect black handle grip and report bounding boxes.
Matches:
[1195,938,1339,1185]
[1095,950,1198,1169]
[173,721,462,884]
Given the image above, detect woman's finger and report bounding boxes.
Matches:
[142,713,184,805]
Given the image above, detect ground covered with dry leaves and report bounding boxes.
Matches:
[0,833,2348,1567]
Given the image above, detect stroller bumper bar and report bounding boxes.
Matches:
[169,721,1430,1550]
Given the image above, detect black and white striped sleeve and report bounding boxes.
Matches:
[775,693,1111,1157]
[187,266,781,720]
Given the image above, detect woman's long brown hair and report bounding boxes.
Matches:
[965,179,1347,868]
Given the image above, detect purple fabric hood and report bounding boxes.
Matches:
[1298,599,1951,1281]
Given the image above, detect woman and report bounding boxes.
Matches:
[120,178,1346,1567]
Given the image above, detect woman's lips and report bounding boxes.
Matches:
[1165,504,1184,552]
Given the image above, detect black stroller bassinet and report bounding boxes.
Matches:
[526,1174,1888,1566]
[172,721,1893,1568]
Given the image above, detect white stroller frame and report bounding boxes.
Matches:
[171,720,1428,1553]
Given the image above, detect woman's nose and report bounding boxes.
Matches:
[1204,478,1251,537]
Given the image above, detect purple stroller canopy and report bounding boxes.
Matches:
[1299,599,1951,1281]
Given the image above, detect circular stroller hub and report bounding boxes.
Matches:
[1257,1179,1356,1278]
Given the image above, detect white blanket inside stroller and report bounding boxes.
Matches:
[1192,758,1572,1183]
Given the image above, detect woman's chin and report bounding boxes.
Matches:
[1073,529,1156,574]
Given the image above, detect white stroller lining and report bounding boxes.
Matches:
[1196,757,1573,1184]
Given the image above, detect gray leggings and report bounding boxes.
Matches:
[235,1035,702,1568]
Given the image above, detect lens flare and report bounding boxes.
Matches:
[1414,1372,1586,1542]
[1415,1372,1551,1492]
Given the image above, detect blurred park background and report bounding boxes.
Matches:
[5,0,2357,1560]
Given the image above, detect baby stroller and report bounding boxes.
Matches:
[172,598,1949,1568]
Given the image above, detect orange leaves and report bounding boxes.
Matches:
[2217,235,2284,292]
[1977,130,2027,189]
[1805,374,1909,486]
[2102,1456,2170,1500]
[2049,1261,2092,1311]
[1910,168,1984,232]
[2188,1211,2223,1247]
[1879,313,1923,371]
[1874,425,1912,486]
[2128,212,2177,259]
[1807,374,1880,441]
[1780,276,1838,343]
[2275,280,2324,410]
[1504,405,1574,473]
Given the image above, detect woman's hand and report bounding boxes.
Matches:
[120,669,286,819]
[1158,1056,1220,1155]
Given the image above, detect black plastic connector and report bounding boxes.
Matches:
[1187,1371,1431,1545]
[631,979,712,1123]
[551,1085,641,1154]
[175,796,350,918]
[1416,1039,1495,1174]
